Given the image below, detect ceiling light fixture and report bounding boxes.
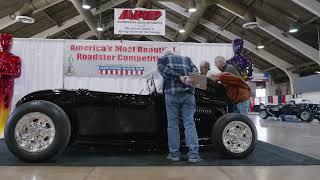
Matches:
[97,25,104,32]
[289,22,299,33]
[15,16,35,24]
[179,29,185,33]
[188,0,197,13]
[178,23,186,33]
[257,40,265,49]
[289,28,299,33]
[242,22,259,29]
[82,0,91,9]
[97,13,104,32]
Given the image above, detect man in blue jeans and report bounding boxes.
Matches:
[157,48,200,163]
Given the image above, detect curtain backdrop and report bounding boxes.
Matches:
[180,43,233,74]
[12,39,64,107]
[11,38,233,106]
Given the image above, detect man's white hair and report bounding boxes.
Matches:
[163,47,174,56]
[200,61,210,68]
[214,56,226,63]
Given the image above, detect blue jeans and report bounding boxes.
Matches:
[234,98,250,115]
[165,93,199,158]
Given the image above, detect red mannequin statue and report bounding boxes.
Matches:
[0,33,21,135]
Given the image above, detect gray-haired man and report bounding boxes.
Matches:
[214,56,241,113]
[199,61,210,76]
[214,56,240,76]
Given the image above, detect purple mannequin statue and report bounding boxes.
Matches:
[226,38,253,81]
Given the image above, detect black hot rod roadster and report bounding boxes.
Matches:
[259,99,320,122]
[4,79,257,162]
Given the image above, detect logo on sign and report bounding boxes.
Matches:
[118,10,162,20]
[98,66,144,76]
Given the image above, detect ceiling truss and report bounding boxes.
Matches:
[3,0,320,88]
[156,1,299,92]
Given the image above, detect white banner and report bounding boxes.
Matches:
[63,40,178,78]
[114,8,165,35]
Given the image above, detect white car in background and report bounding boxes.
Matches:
[287,99,311,105]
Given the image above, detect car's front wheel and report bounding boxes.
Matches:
[212,113,257,158]
[298,110,314,122]
[5,100,71,162]
[259,110,269,119]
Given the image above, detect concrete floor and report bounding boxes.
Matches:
[1,114,320,180]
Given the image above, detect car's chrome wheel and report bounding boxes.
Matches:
[212,113,257,158]
[222,121,253,154]
[5,100,71,162]
[300,111,310,121]
[259,110,268,119]
[14,112,55,153]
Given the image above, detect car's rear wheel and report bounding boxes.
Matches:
[298,110,314,122]
[5,100,71,162]
[259,110,269,119]
[212,113,257,158]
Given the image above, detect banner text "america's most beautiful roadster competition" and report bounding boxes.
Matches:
[63,41,176,78]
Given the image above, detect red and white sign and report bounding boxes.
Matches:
[114,8,166,35]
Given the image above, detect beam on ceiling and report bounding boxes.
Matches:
[256,18,320,65]
[32,15,83,38]
[43,9,76,39]
[145,36,171,42]
[136,0,149,7]
[157,1,298,93]
[163,30,176,41]
[213,0,320,65]
[244,16,319,57]
[210,16,237,42]
[76,20,114,40]
[291,0,320,18]
[166,20,207,43]
[0,15,18,30]
[69,0,102,39]
[92,0,127,15]
[26,0,64,13]
[77,31,95,39]
[189,33,208,43]
[215,0,255,22]
[287,61,317,71]
[69,0,127,39]
[177,0,209,42]
[64,29,76,39]
[43,9,61,26]
[32,0,120,39]
[210,0,256,42]
[262,66,278,72]
[163,35,174,42]
[0,0,64,30]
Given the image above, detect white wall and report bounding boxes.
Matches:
[266,80,276,96]
[247,81,257,97]
[300,92,320,104]
[266,79,290,96]
[12,39,64,106]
